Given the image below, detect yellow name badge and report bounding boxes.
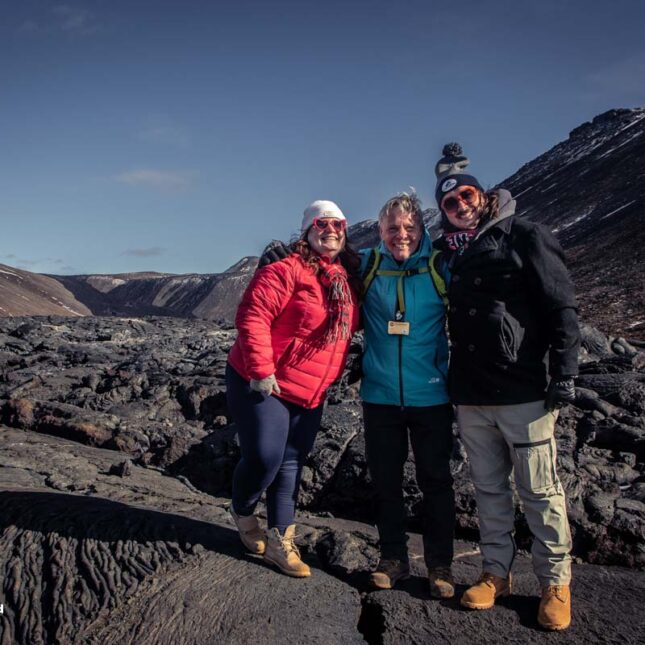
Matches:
[388,321,410,335]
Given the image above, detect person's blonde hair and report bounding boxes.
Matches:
[378,191,424,227]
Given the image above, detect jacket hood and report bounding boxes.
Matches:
[495,188,516,219]
[475,188,516,237]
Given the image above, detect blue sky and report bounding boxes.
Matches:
[1,0,644,275]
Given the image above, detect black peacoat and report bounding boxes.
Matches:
[437,199,580,406]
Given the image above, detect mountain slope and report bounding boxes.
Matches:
[54,256,258,321]
[0,264,90,317]
[499,108,645,338]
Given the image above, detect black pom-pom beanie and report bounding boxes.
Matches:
[434,143,483,208]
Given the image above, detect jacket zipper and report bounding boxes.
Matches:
[398,335,404,407]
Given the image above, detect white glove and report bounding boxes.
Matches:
[250,374,281,397]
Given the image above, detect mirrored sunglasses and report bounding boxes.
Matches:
[441,187,479,213]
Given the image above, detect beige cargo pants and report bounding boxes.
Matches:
[457,400,572,586]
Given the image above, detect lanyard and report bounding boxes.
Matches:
[374,267,428,316]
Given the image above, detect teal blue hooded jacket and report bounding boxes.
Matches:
[359,233,450,407]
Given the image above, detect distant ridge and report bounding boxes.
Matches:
[0,264,90,317]
[53,259,257,321]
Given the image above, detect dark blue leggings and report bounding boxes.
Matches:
[226,364,323,532]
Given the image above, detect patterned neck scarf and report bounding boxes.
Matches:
[442,229,478,253]
[318,257,352,342]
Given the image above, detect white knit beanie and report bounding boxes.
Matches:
[301,200,346,234]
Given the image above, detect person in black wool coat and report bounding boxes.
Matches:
[433,143,580,631]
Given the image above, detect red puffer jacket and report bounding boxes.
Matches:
[228,254,359,409]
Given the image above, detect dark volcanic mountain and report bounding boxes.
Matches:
[500,108,645,339]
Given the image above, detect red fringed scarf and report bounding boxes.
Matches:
[318,258,352,342]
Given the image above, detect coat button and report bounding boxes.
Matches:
[474,277,482,285]
[469,308,476,316]
[451,305,458,313]
[468,344,475,352]
[453,275,461,282]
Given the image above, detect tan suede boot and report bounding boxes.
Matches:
[230,507,266,555]
[460,572,512,609]
[369,559,410,590]
[428,566,455,599]
[538,585,571,631]
[264,525,311,578]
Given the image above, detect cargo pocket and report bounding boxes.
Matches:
[513,438,557,494]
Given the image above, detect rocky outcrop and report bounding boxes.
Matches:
[0,316,643,572]
[0,428,364,645]
[2,427,645,645]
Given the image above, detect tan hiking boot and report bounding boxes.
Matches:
[263,525,311,578]
[538,585,571,631]
[428,566,455,599]
[460,572,512,609]
[230,507,266,555]
[369,559,411,590]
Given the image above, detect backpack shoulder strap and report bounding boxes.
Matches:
[361,247,381,295]
[428,249,448,306]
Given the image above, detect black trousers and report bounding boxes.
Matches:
[363,402,455,568]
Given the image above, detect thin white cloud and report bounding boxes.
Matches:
[1,254,70,271]
[15,259,39,269]
[115,169,194,191]
[52,4,97,34]
[17,4,99,36]
[1,253,37,268]
[121,247,167,258]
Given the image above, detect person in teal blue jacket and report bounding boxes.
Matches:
[361,192,455,598]
[359,226,449,407]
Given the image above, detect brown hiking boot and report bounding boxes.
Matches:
[230,507,266,555]
[460,572,512,609]
[263,525,311,578]
[538,585,571,631]
[369,559,411,590]
[428,566,455,599]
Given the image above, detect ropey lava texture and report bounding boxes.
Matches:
[0,315,643,570]
[2,426,644,644]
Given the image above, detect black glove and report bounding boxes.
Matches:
[544,378,576,412]
[258,240,290,267]
[346,354,363,385]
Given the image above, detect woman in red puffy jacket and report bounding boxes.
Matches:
[226,200,360,577]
